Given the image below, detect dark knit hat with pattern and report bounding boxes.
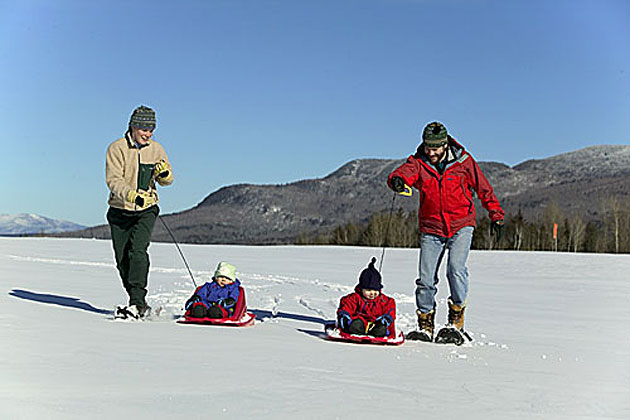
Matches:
[358,257,383,290]
[422,121,448,147]
[129,105,156,130]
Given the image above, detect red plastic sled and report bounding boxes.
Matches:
[323,323,405,346]
[177,286,256,327]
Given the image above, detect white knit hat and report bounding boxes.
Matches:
[213,261,236,281]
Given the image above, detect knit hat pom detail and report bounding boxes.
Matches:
[358,257,383,291]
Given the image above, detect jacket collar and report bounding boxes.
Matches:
[416,136,467,175]
[125,130,151,149]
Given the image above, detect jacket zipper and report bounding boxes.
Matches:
[461,179,473,214]
[437,171,450,236]
[134,147,141,211]
[420,159,449,236]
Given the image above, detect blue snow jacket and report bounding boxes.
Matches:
[187,279,241,311]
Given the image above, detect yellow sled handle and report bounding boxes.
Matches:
[398,185,412,196]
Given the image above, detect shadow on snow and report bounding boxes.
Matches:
[249,309,333,326]
[7,290,333,327]
[296,328,328,340]
[9,289,113,315]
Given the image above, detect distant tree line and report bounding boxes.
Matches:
[296,197,630,254]
[296,208,418,248]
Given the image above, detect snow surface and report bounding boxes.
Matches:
[2,238,629,419]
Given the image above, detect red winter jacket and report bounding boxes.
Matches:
[337,287,396,335]
[388,137,504,238]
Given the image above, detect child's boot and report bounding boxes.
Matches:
[367,321,387,338]
[190,303,206,318]
[206,305,225,319]
[348,319,366,335]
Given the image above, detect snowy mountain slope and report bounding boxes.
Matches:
[0,213,86,235]
[63,145,630,244]
[1,238,629,419]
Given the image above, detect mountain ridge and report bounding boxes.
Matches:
[0,213,86,235]
[60,144,630,244]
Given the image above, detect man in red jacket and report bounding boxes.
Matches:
[387,122,504,344]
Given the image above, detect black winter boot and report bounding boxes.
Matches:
[206,305,224,319]
[190,304,206,318]
[367,322,388,338]
[348,319,366,335]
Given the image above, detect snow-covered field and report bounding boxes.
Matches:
[2,237,629,419]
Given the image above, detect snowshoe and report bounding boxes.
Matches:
[434,326,472,346]
[114,305,141,321]
[113,304,160,321]
[406,330,433,342]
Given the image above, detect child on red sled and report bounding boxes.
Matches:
[337,257,396,338]
[185,261,241,319]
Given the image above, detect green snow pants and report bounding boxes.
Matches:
[106,205,159,306]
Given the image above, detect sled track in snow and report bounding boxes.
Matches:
[6,255,202,276]
[8,254,511,346]
[297,297,327,318]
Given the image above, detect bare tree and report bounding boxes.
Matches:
[361,213,388,247]
[603,197,622,253]
[386,208,417,247]
[331,222,362,245]
[619,200,630,253]
[566,213,586,252]
[509,209,525,250]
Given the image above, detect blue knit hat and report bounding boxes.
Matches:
[358,257,383,290]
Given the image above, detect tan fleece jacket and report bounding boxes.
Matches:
[106,134,173,211]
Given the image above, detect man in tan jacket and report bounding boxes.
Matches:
[106,105,173,318]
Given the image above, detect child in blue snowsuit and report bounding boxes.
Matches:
[185,261,241,319]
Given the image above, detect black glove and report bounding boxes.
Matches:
[490,220,504,241]
[185,295,201,310]
[338,313,352,331]
[375,315,393,327]
[390,176,405,193]
[221,297,236,308]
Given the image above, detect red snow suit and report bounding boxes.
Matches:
[387,137,504,238]
[337,287,397,337]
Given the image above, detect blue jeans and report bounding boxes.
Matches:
[415,226,474,313]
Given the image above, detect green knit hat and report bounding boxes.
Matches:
[129,105,156,130]
[422,121,448,147]
[213,261,236,281]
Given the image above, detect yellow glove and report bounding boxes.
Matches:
[153,159,173,184]
[126,190,157,209]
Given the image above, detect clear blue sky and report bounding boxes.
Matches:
[1,0,628,226]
